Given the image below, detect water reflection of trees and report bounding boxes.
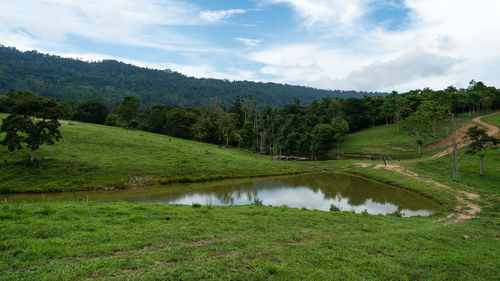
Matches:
[139,174,439,211]
[4,174,440,212]
[277,174,439,211]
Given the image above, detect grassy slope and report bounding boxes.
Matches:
[482,112,500,127]
[331,112,485,159]
[1,113,499,280]
[0,114,306,193]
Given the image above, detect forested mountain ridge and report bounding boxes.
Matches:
[0,46,383,107]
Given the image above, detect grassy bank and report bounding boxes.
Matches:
[1,200,499,280]
[0,114,307,193]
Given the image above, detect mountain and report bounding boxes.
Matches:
[0,46,385,107]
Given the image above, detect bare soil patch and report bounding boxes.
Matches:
[369,163,481,224]
[426,123,474,150]
[429,112,500,159]
[391,147,415,152]
[473,112,500,136]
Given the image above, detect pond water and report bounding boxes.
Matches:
[1,173,441,217]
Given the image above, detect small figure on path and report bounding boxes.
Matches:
[383,156,387,166]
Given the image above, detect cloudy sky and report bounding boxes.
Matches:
[1,0,499,92]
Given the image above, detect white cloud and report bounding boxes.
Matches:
[199,9,246,22]
[2,0,500,93]
[0,0,202,50]
[266,0,373,30]
[234,37,262,47]
[338,49,461,90]
[166,63,256,81]
[251,0,500,91]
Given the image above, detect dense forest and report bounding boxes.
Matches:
[0,46,383,108]
[2,80,499,159]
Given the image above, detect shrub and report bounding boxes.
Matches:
[390,207,403,217]
[252,198,263,206]
[35,205,54,216]
[329,204,341,212]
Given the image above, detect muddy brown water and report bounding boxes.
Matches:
[2,173,441,217]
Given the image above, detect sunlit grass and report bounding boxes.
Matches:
[0,114,307,192]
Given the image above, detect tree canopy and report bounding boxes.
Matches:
[0,46,383,108]
[0,96,64,164]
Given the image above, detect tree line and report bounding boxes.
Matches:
[1,80,499,163]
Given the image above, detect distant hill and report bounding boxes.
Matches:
[0,46,385,107]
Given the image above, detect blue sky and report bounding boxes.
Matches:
[1,0,500,92]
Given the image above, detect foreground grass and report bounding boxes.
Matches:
[1,201,499,280]
[0,114,499,280]
[0,115,306,193]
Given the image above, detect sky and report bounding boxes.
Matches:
[1,0,500,92]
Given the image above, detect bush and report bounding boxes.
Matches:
[105,113,119,126]
[329,204,341,212]
[34,205,54,216]
[390,207,403,217]
[252,198,263,206]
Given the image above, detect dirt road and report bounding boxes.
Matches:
[472,111,500,136]
[353,162,482,224]
[430,112,500,159]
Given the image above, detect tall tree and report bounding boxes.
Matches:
[417,101,449,140]
[446,114,462,181]
[216,112,236,146]
[72,99,109,124]
[116,96,140,127]
[403,110,432,154]
[465,126,499,176]
[0,97,64,164]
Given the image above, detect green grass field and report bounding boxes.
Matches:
[1,112,499,280]
[331,112,486,159]
[1,201,498,280]
[482,111,500,127]
[0,114,307,193]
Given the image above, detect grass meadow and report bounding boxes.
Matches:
[0,114,307,193]
[0,113,499,280]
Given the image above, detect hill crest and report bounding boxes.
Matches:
[0,45,385,107]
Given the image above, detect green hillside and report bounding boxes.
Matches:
[331,112,485,159]
[0,46,382,108]
[0,113,306,193]
[482,112,500,127]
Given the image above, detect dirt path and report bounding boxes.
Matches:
[353,112,500,224]
[426,123,474,151]
[430,112,500,159]
[35,118,75,125]
[472,111,500,136]
[354,162,482,224]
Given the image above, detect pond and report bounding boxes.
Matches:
[1,173,441,217]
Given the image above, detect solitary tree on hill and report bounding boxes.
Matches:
[465,126,499,176]
[403,110,432,154]
[0,97,63,164]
